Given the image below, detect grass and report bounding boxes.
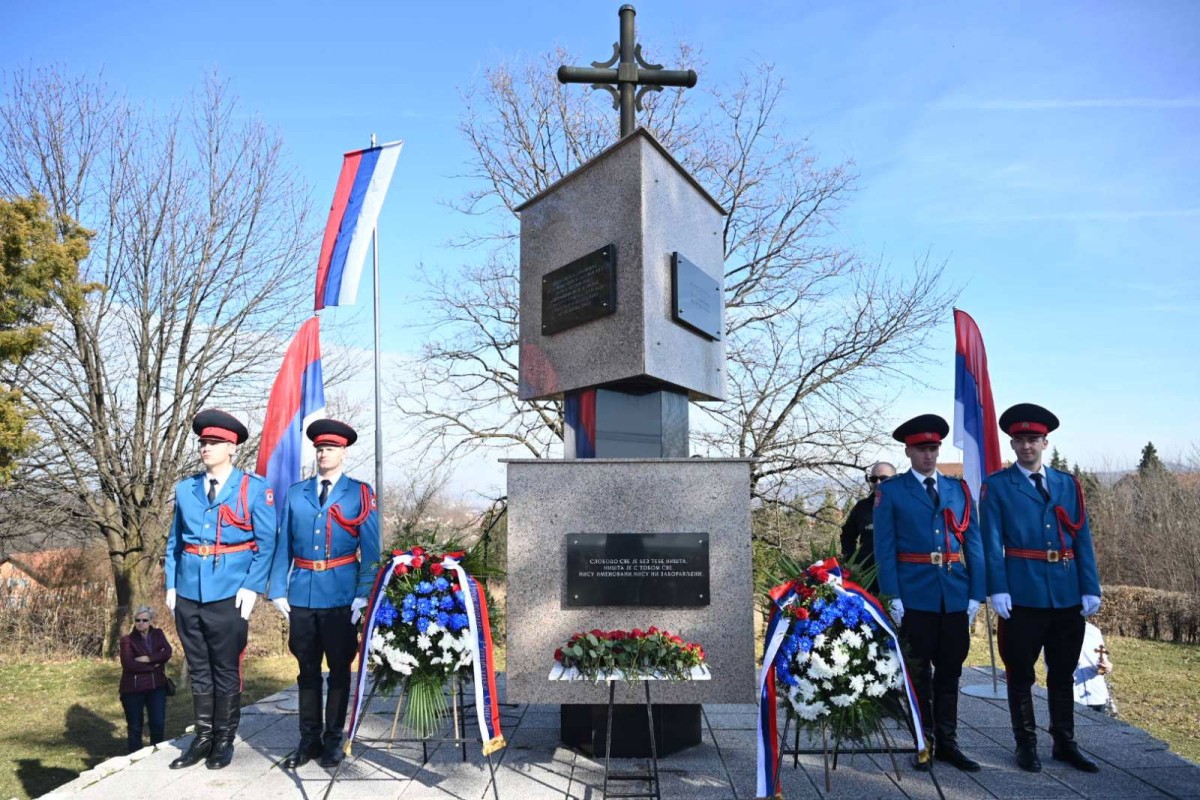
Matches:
[0,654,297,800]
[965,626,1200,763]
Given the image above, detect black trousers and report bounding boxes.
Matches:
[1003,605,1085,698]
[288,605,357,692]
[174,596,248,696]
[901,609,970,733]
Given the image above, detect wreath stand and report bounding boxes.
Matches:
[775,703,944,800]
[550,665,711,800]
[322,676,503,800]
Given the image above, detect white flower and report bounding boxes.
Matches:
[840,629,863,649]
[795,700,829,721]
[830,694,855,708]
[416,633,433,652]
[866,679,887,697]
[812,634,827,650]
[830,646,850,669]
[849,675,865,695]
[796,679,817,701]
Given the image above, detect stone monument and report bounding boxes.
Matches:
[504,5,755,757]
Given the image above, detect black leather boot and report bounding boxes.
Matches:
[912,675,935,772]
[1049,689,1099,772]
[933,686,981,772]
[206,693,241,769]
[1009,688,1041,772]
[170,693,214,769]
[318,686,349,768]
[284,688,324,769]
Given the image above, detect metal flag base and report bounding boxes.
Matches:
[962,683,1009,700]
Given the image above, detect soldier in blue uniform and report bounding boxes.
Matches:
[982,403,1102,773]
[269,419,380,769]
[874,414,985,772]
[164,409,276,770]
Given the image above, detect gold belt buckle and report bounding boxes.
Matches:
[312,559,327,572]
[197,544,212,557]
[1046,549,1060,563]
[930,552,943,566]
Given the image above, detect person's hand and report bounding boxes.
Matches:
[967,599,981,627]
[272,597,291,617]
[235,588,257,621]
[351,597,368,624]
[990,593,1012,619]
[165,588,176,613]
[889,599,905,626]
[1097,656,1112,676]
[1081,594,1101,617]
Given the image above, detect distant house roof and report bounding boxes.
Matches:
[0,546,108,589]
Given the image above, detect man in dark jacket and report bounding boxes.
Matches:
[840,462,895,592]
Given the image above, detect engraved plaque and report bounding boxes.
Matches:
[565,532,710,607]
[671,252,721,341]
[541,245,617,336]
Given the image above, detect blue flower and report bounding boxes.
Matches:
[436,611,451,627]
[438,594,456,611]
[401,594,417,610]
[433,576,450,591]
[374,599,399,626]
[401,608,415,623]
[416,597,434,616]
[416,616,430,634]
[450,613,470,632]
[415,581,434,595]
[796,636,813,654]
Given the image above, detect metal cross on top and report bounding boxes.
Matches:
[557,4,698,139]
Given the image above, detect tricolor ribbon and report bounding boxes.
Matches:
[346,549,506,756]
[755,558,927,799]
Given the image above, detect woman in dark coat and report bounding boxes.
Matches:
[119,606,173,753]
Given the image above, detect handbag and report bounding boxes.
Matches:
[165,676,177,696]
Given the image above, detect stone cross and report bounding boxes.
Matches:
[557,4,698,138]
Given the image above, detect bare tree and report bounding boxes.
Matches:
[394,48,953,519]
[0,67,315,652]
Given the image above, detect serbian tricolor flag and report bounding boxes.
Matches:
[953,309,1002,500]
[256,317,326,516]
[564,389,597,458]
[314,141,403,311]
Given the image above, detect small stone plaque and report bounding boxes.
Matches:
[541,245,617,336]
[566,532,710,607]
[671,252,721,340]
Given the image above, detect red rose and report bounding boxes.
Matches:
[609,630,626,640]
[411,556,425,568]
[795,607,810,620]
[670,635,683,644]
[430,562,444,577]
[554,648,563,661]
[411,546,425,556]
[590,629,605,637]
[394,564,409,576]
[648,626,660,635]
[631,628,645,638]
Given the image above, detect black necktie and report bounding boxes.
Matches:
[207,479,218,503]
[924,476,939,507]
[1032,473,1050,503]
[319,479,331,506]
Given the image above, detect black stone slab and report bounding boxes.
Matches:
[671,251,722,340]
[541,244,617,335]
[565,532,710,607]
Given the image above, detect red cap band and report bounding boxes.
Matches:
[1008,421,1048,435]
[314,434,349,447]
[199,427,238,443]
[904,432,943,445]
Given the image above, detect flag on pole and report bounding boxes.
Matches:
[256,317,326,514]
[314,141,403,311]
[953,309,1002,499]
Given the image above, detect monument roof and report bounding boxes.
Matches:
[513,126,727,216]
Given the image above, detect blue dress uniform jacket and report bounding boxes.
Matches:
[981,465,1101,608]
[164,469,277,602]
[267,476,381,608]
[873,471,986,613]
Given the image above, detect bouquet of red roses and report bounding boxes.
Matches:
[553,626,707,681]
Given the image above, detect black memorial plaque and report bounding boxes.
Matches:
[541,244,617,336]
[565,532,709,607]
[671,252,721,341]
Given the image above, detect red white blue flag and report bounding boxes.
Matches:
[314,141,403,311]
[953,309,1002,500]
[256,317,326,516]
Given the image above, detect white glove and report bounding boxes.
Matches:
[990,593,1012,620]
[967,599,981,627]
[889,598,905,626]
[272,597,291,617]
[1081,594,1101,617]
[351,597,368,624]
[235,588,258,621]
[165,588,176,613]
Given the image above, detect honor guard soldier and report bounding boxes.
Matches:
[164,409,276,770]
[982,404,1102,773]
[874,414,985,772]
[268,420,380,769]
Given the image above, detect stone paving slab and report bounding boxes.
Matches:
[39,668,1200,800]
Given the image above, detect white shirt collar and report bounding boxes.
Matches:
[316,472,342,492]
[910,467,942,483]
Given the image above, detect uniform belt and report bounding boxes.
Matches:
[1005,547,1073,563]
[294,554,359,572]
[184,541,257,557]
[897,552,960,565]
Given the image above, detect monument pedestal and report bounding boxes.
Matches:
[560,702,701,757]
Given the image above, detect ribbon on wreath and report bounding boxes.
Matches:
[755,558,927,799]
[345,548,506,756]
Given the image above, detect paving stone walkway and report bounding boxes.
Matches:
[39,667,1200,799]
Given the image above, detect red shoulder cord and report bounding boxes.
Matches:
[1053,475,1087,555]
[941,479,972,555]
[325,484,374,558]
[215,475,254,563]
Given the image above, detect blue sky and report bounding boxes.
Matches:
[5,1,1198,490]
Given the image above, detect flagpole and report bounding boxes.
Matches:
[371,133,384,550]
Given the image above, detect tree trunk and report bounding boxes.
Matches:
[104,535,156,657]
